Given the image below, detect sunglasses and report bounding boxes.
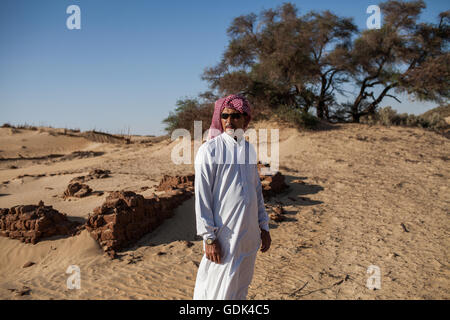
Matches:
[221,113,246,120]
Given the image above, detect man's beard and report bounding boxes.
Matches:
[225,127,235,135]
[225,127,245,139]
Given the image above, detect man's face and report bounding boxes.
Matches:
[221,107,248,136]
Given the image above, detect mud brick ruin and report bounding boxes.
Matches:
[69,169,111,184]
[86,187,193,258]
[257,163,289,199]
[156,174,194,192]
[0,168,289,256]
[0,201,82,244]
[63,182,92,198]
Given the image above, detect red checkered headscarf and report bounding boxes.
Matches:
[207,94,252,139]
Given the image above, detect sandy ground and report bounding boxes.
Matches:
[0,122,448,300]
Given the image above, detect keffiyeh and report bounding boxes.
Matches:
[208,94,252,139]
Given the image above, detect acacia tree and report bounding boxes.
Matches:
[342,0,449,122]
[399,10,450,102]
[166,0,449,132]
[202,3,357,119]
[301,11,356,119]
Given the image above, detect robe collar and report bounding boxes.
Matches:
[221,131,246,147]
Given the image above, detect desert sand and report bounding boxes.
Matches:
[0,121,448,300]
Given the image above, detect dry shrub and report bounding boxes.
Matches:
[370,106,449,133]
[273,105,319,129]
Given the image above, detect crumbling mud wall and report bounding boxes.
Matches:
[0,201,83,244]
[85,188,193,258]
[156,174,194,192]
[63,182,92,198]
[257,163,289,199]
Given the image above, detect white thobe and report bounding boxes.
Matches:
[193,132,269,300]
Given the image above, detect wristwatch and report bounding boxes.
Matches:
[205,238,215,245]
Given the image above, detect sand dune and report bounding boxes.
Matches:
[0,122,448,299]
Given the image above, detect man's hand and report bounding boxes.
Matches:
[260,229,271,253]
[205,239,222,264]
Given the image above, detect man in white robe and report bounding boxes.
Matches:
[193,94,271,300]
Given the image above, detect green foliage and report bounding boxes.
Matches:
[424,112,448,130]
[165,1,449,130]
[361,106,449,132]
[202,3,357,118]
[273,105,319,129]
[162,98,214,135]
[420,104,450,119]
[378,106,403,126]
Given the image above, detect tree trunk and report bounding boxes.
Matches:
[366,83,398,115]
[351,97,363,123]
[316,75,328,120]
[316,101,324,119]
[324,104,330,120]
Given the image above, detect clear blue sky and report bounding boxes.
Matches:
[1,0,448,135]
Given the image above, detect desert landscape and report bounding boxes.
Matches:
[0,120,448,300]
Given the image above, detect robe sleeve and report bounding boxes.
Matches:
[255,164,270,232]
[194,144,218,241]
